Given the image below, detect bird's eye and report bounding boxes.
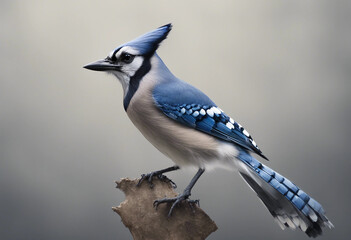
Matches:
[121,53,135,64]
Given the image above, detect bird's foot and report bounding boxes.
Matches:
[153,190,200,217]
[137,172,177,189]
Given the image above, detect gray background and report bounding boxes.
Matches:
[1,0,350,239]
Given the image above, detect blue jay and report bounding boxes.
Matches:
[84,24,333,237]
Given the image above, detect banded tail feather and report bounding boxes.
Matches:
[237,151,333,237]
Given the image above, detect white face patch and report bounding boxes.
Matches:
[108,46,144,78]
[120,56,143,77]
[110,55,143,96]
[111,71,130,96]
[107,46,144,96]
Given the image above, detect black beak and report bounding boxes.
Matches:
[83,59,120,71]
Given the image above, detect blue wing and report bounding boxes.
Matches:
[152,79,268,160]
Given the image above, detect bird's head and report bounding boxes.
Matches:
[84,24,172,97]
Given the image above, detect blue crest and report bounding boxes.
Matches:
[115,24,172,55]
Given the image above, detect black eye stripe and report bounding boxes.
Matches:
[107,50,141,63]
[106,51,118,62]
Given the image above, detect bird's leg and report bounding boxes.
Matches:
[137,165,180,188]
[154,168,205,217]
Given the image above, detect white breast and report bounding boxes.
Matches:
[126,57,239,169]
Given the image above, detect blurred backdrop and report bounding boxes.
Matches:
[1,0,350,239]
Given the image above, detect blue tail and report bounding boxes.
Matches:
[237,151,333,238]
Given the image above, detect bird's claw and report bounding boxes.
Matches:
[137,172,177,189]
[153,193,199,217]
